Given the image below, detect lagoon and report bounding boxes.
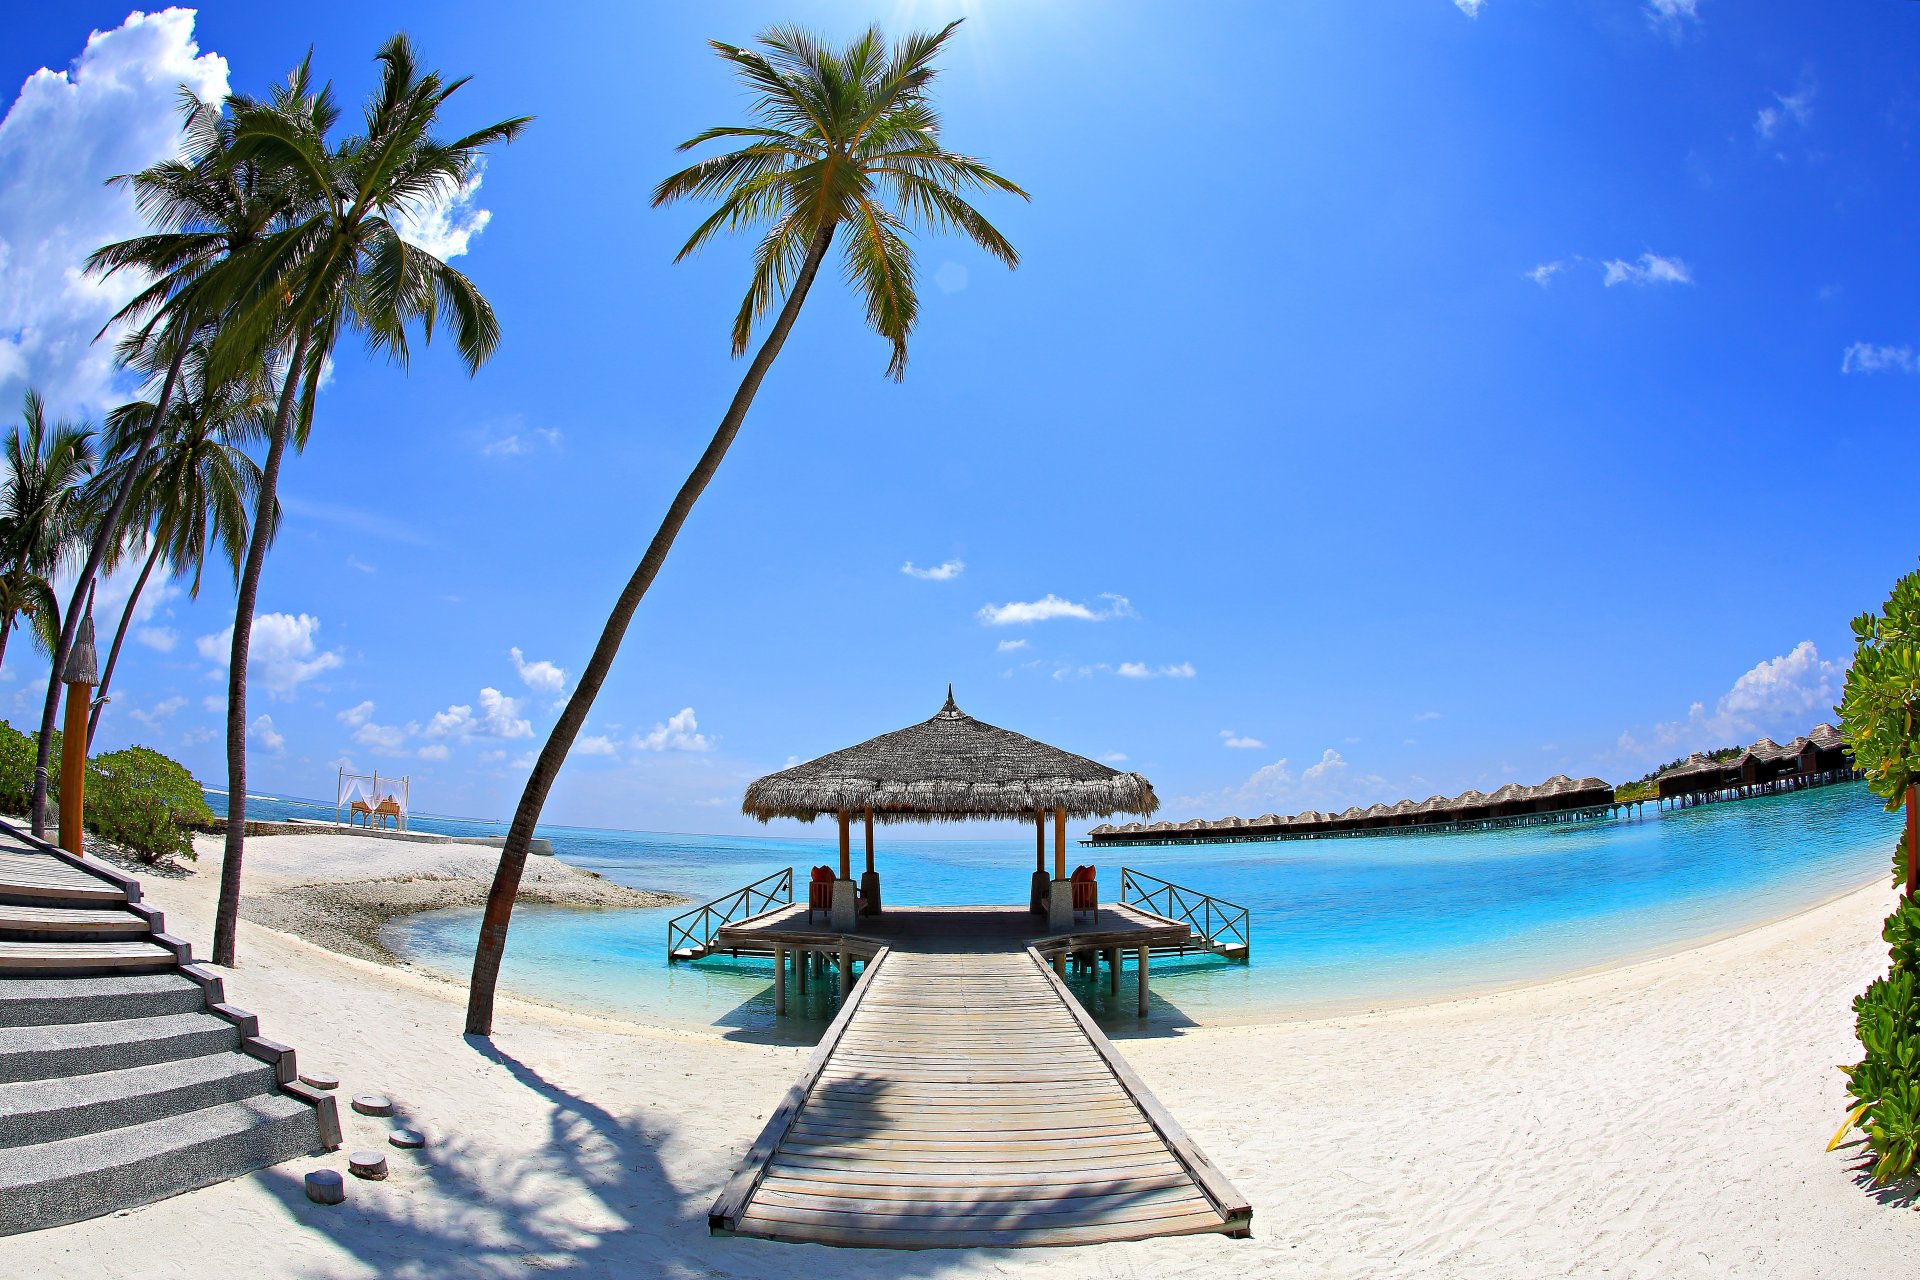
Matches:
[211,782,1897,1035]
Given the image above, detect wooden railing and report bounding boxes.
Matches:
[1119,867,1251,960]
[667,867,793,961]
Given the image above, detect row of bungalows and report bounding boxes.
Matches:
[1087,774,1617,846]
[1653,723,1856,806]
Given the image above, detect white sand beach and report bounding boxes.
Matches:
[10,832,1913,1278]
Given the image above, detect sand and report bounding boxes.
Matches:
[9,833,1914,1278]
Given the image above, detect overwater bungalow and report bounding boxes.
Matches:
[1654,723,1857,808]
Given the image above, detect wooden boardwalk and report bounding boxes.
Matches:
[711,946,1251,1249]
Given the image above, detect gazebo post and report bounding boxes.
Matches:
[773,946,786,1016]
[1030,813,1049,914]
[1137,945,1150,1016]
[859,806,882,916]
[1047,806,1073,932]
[832,812,857,930]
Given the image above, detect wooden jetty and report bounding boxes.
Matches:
[709,944,1252,1248]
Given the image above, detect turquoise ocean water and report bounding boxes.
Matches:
[207,783,1898,1038]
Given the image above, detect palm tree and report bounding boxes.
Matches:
[86,346,271,749]
[0,392,98,675]
[28,91,298,836]
[465,21,1025,1035]
[201,36,528,967]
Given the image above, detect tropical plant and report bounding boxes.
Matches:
[0,391,99,673]
[465,20,1027,1035]
[86,341,271,748]
[0,719,49,815]
[190,36,527,967]
[85,745,212,864]
[32,89,300,838]
[1832,566,1920,1183]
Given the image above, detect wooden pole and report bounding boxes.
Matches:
[1035,814,1045,871]
[839,947,851,999]
[1054,807,1067,880]
[864,807,874,874]
[837,811,851,880]
[1137,945,1150,1016]
[773,946,786,1016]
[58,682,89,856]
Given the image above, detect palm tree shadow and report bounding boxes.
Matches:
[250,1034,964,1278]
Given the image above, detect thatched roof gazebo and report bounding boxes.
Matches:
[742,688,1158,929]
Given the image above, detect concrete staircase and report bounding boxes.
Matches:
[0,821,340,1236]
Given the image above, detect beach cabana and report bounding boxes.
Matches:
[740,689,1157,929]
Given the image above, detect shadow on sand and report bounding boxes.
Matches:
[250,1035,985,1278]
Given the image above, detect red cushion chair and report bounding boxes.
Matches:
[1071,865,1098,918]
[808,866,836,924]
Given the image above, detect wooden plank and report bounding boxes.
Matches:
[1022,945,1253,1234]
[757,1169,1196,1200]
[707,944,892,1232]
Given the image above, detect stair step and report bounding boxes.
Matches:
[0,973,206,1027]
[0,1051,276,1147]
[0,1011,238,1084]
[0,1093,320,1236]
[0,851,125,906]
[0,939,174,974]
[0,903,150,938]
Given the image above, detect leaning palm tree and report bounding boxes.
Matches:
[27,89,299,836]
[0,392,98,674]
[86,347,271,749]
[200,36,528,967]
[465,21,1025,1035]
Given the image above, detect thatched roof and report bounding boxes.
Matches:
[741,688,1159,823]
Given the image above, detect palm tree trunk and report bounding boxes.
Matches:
[29,342,189,836]
[210,327,312,968]
[0,621,11,677]
[463,223,838,1037]
[85,539,164,750]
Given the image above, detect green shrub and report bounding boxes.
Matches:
[0,718,58,816]
[83,746,209,865]
[1836,568,1920,1183]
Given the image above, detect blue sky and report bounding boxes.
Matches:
[1,1,1916,836]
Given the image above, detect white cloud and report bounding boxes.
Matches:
[393,160,492,260]
[632,707,712,753]
[1755,85,1813,141]
[1221,730,1265,749]
[416,742,450,761]
[996,639,1029,653]
[202,694,223,714]
[1525,260,1564,287]
[0,11,230,416]
[346,556,377,575]
[135,626,177,652]
[978,593,1134,626]
[126,695,185,730]
[510,646,567,694]
[479,687,531,739]
[427,687,533,743]
[478,425,561,459]
[572,734,618,757]
[1454,0,1486,17]
[337,701,375,727]
[902,559,965,581]
[249,713,285,754]
[196,613,343,699]
[1620,641,1842,760]
[1601,253,1691,287]
[1413,710,1443,722]
[934,261,968,294]
[1101,752,1129,763]
[1182,746,1393,816]
[1841,342,1917,375]
[1118,661,1195,679]
[353,720,410,754]
[1645,0,1699,36]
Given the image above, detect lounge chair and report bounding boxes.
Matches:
[372,798,403,830]
[348,798,375,828]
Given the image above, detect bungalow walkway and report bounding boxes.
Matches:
[710,944,1251,1248]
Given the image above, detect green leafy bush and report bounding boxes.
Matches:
[1835,568,1920,1183]
[83,746,209,865]
[0,718,61,816]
